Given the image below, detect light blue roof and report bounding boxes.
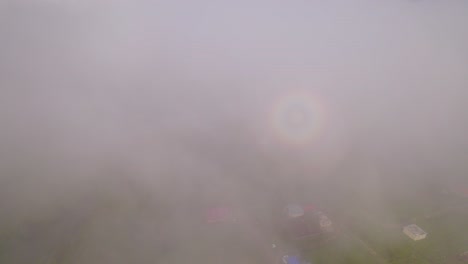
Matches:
[286,204,304,217]
[286,255,300,264]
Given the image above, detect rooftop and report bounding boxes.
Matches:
[404,224,427,236]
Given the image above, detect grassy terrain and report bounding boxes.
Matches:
[1,176,467,264]
[302,233,388,264]
[411,210,468,263]
[339,185,468,264]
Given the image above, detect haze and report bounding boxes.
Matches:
[1,1,467,263]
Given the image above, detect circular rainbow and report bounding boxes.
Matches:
[269,91,326,145]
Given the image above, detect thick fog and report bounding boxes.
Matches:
[1,0,468,263]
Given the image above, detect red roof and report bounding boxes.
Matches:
[303,204,316,212]
[206,207,231,223]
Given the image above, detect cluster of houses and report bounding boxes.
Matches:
[204,203,334,264]
[205,204,333,235]
[283,204,333,240]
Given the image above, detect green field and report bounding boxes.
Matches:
[336,186,468,264]
[301,233,388,264]
[1,179,467,264]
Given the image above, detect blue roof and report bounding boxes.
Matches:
[286,255,300,264]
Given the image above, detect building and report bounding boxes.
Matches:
[316,211,333,232]
[206,206,233,223]
[282,204,334,240]
[282,255,312,264]
[285,204,304,218]
[403,224,427,241]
